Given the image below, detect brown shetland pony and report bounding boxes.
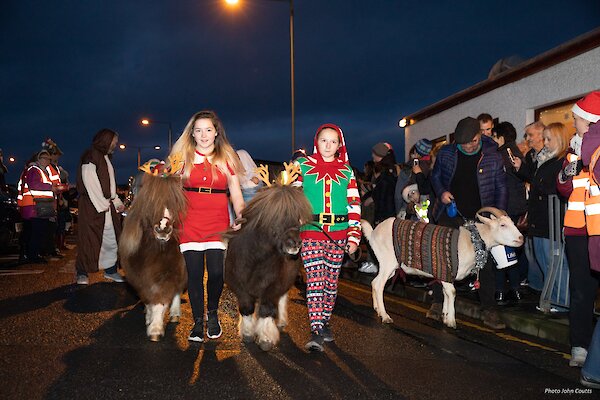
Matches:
[224,184,313,351]
[119,173,188,341]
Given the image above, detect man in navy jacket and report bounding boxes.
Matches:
[429,116,508,329]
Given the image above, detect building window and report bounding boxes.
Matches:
[535,98,579,136]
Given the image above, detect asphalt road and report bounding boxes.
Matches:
[0,248,593,400]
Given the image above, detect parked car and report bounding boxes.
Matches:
[0,189,22,252]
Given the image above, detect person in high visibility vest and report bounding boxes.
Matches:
[43,139,70,256]
[556,92,600,368]
[576,90,600,389]
[16,150,55,264]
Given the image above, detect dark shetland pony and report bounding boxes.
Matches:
[119,173,188,341]
[224,184,313,351]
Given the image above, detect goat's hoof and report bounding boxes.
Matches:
[382,316,393,324]
[169,315,180,323]
[148,334,162,342]
[242,334,254,344]
[445,321,457,330]
[258,339,274,351]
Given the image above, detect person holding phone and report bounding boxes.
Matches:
[491,122,528,305]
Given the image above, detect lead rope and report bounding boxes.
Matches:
[307,222,362,262]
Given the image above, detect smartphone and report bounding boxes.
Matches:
[507,148,515,163]
[413,159,419,166]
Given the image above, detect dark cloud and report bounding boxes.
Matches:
[1,0,599,183]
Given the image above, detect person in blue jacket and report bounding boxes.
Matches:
[429,116,508,329]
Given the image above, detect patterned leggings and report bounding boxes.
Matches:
[301,238,346,333]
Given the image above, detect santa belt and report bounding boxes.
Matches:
[184,187,228,194]
[312,213,348,225]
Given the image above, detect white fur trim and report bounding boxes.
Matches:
[180,241,226,252]
[572,103,600,123]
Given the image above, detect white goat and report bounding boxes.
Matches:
[361,207,524,329]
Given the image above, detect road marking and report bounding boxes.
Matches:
[339,280,570,359]
[0,269,45,276]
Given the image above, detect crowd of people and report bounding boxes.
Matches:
[7,91,600,388]
[353,92,600,388]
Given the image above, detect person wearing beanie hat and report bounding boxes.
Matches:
[372,142,392,159]
[294,123,361,351]
[429,116,508,329]
[414,139,432,157]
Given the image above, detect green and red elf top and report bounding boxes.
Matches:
[293,124,362,246]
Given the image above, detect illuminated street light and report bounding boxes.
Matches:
[8,157,16,163]
[141,118,173,152]
[225,0,295,155]
[399,118,414,128]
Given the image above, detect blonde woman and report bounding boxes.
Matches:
[513,122,570,311]
[170,110,244,342]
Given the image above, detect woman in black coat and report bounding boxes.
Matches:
[513,122,570,310]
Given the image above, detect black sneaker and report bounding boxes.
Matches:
[188,319,204,342]
[322,324,334,342]
[304,332,324,352]
[206,310,222,339]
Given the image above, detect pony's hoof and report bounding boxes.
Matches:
[382,316,393,324]
[258,339,274,351]
[149,334,162,342]
[169,315,180,323]
[242,334,254,344]
[277,323,287,332]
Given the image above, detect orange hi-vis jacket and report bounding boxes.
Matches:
[46,164,61,185]
[585,146,600,236]
[17,165,54,208]
[563,153,590,229]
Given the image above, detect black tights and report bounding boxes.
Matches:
[183,249,224,321]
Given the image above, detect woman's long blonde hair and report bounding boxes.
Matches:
[544,122,570,160]
[169,110,243,180]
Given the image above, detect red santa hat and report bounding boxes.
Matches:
[572,91,600,123]
[312,123,349,164]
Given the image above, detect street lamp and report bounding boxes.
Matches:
[141,118,173,152]
[225,0,295,155]
[119,143,161,168]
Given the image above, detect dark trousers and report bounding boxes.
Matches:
[27,218,49,259]
[183,249,224,322]
[495,262,521,292]
[565,235,599,348]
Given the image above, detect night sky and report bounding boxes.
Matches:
[2,0,599,185]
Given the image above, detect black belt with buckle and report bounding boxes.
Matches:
[184,187,228,194]
[312,213,348,225]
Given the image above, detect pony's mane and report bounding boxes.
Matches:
[120,175,187,257]
[233,185,312,238]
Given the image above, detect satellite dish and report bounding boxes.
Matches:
[488,55,525,79]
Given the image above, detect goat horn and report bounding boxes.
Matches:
[476,207,508,220]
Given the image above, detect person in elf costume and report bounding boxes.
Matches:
[293,123,361,352]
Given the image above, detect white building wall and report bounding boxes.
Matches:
[405,46,600,156]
